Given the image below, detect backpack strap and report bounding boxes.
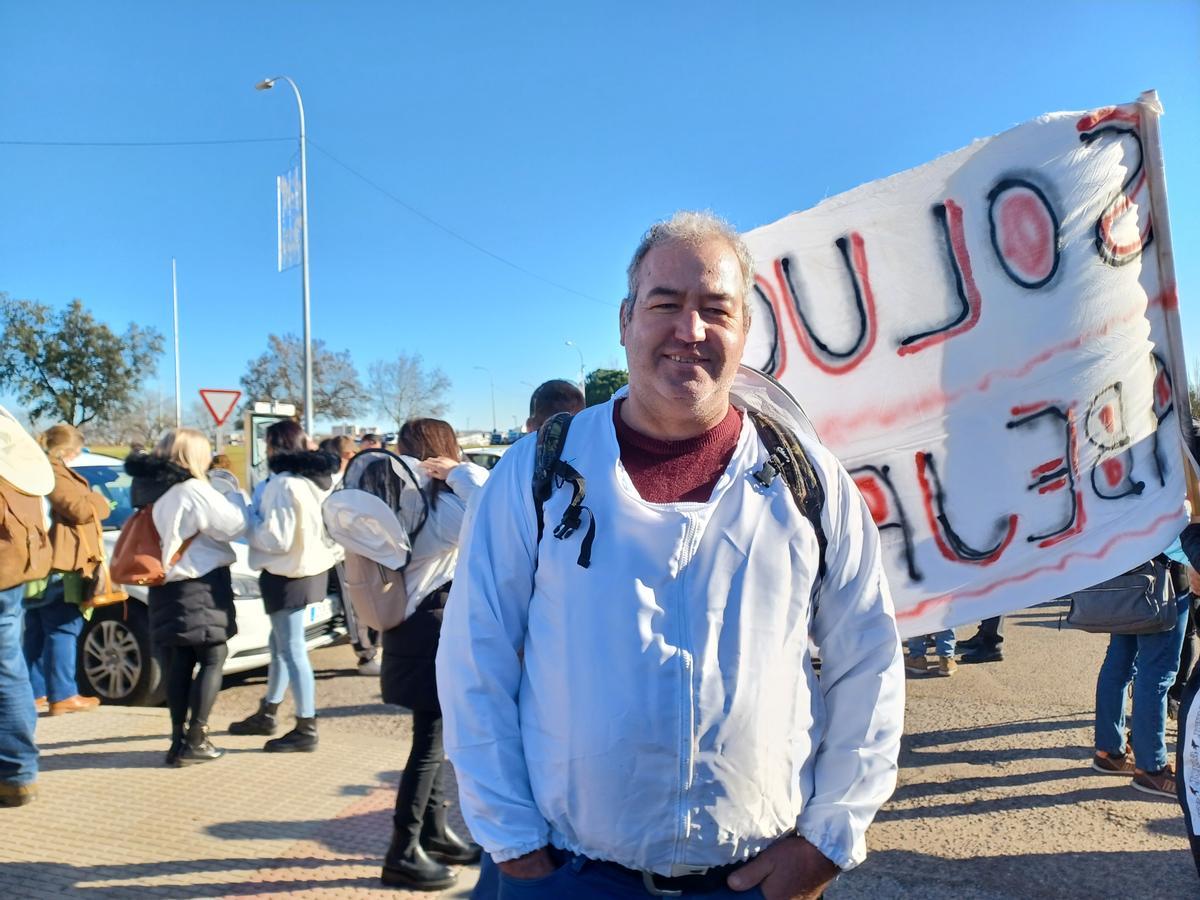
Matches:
[747,410,828,589]
[532,412,595,569]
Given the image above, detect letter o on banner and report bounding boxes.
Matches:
[988,179,1061,289]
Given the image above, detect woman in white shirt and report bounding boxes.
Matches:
[125,428,248,766]
[236,420,340,752]
[378,418,489,891]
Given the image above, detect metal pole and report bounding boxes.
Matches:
[474,366,496,432]
[172,258,181,428]
[258,76,314,435]
[566,340,585,396]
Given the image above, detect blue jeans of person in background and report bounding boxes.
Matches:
[265,607,316,718]
[494,850,766,900]
[907,629,956,658]
[23,598,83,702]
[0,584,38,786]
[1095,594,1189,772]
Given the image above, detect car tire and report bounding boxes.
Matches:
[77,602,166,706]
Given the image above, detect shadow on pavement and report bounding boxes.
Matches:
[39,749,170,770]
[37,732,164,750]
[877,780,1182,823]
[836,848,1196,899]
[0,855,431,898]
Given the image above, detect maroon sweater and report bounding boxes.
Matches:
[613,400,744,503]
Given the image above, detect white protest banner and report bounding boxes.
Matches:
[277,166,302,272]
[742,91,1191,638]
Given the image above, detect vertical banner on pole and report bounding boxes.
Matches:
[277,166,302,272]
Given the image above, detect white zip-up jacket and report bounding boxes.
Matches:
[155,477,249,582]
[248,472,341,578]
[401,462,488,616]
[437,378,904,875]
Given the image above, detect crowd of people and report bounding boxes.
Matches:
[1,210,1198,897]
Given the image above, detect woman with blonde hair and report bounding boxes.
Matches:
[24,424,109,716]
[125,428,248,765]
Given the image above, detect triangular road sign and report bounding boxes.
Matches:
[199,389,242,427]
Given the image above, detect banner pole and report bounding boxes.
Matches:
[1137,90,1199,507]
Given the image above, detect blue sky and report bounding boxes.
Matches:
[2,1,1198,434]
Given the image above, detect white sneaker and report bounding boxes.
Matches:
[357,658,381,677]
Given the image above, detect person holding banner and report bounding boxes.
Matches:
[438,212,904,899]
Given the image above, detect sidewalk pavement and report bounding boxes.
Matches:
[1,706,479,899]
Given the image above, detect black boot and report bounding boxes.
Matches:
[165,722,186,767]
[420,802,482,865]
[381,828,456,891]
[229,699,279,736]
[263,716,318,753]
[422,824,482,865]
[177,722,224,764]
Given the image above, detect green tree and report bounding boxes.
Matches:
[0,294,163,425]
[585,368,629,406]
[241,333,367,422]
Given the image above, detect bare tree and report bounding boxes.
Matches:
[241,333,367,421]
[91,388,174,446]
[368,354,451,432]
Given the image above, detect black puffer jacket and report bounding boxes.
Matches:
[381,584,450,713]
[125,454,237,648]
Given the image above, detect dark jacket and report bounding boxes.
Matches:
[127,454,237,648]
[381,583,451,713]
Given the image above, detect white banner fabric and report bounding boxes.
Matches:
[741,95,1189,638]
[277,167,302,272]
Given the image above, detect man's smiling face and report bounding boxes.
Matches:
[620,236,749,425]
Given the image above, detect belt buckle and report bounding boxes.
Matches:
[641,871,683,897]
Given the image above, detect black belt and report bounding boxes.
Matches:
[590,857,745,896]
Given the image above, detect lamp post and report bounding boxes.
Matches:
[565,339,586,397]
[474,365,497,434]
[171,258,181,428]
[256,75,314,436]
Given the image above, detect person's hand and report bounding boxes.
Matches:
[497,847,556,880]
[420,456,459,481]
[727,836,839,899]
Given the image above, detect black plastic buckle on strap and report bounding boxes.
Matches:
[551,460,595,568]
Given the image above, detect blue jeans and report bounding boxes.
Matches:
[23,598,83,702]
[907,629,956,657]
[0,584,38,786]
[1095,595,1189,771]
[265,607,316,718]
[495,851,765,899]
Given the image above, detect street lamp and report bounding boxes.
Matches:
[256,75,314,436]
[474,365,497,433]
[565,340,586,397]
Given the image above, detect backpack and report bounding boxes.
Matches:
[1061,554,1183,635]
[108,503,195,587]
[531,410,829,591]
[0,478,53,591]
[322,449,429,632]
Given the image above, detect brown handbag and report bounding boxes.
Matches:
[84,520,129,608]
[108,505,194,588]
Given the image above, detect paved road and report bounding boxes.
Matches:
[1,601,1194,898]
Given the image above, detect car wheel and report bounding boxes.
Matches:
[77,602,165,706]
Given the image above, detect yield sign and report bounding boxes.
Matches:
[199,389,242,426]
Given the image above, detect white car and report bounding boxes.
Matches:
[462,445,509,470]
[69,452,346,705]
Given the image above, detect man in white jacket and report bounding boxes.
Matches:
[437,211,904,899]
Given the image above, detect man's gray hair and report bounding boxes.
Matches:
[622,210,755,323]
